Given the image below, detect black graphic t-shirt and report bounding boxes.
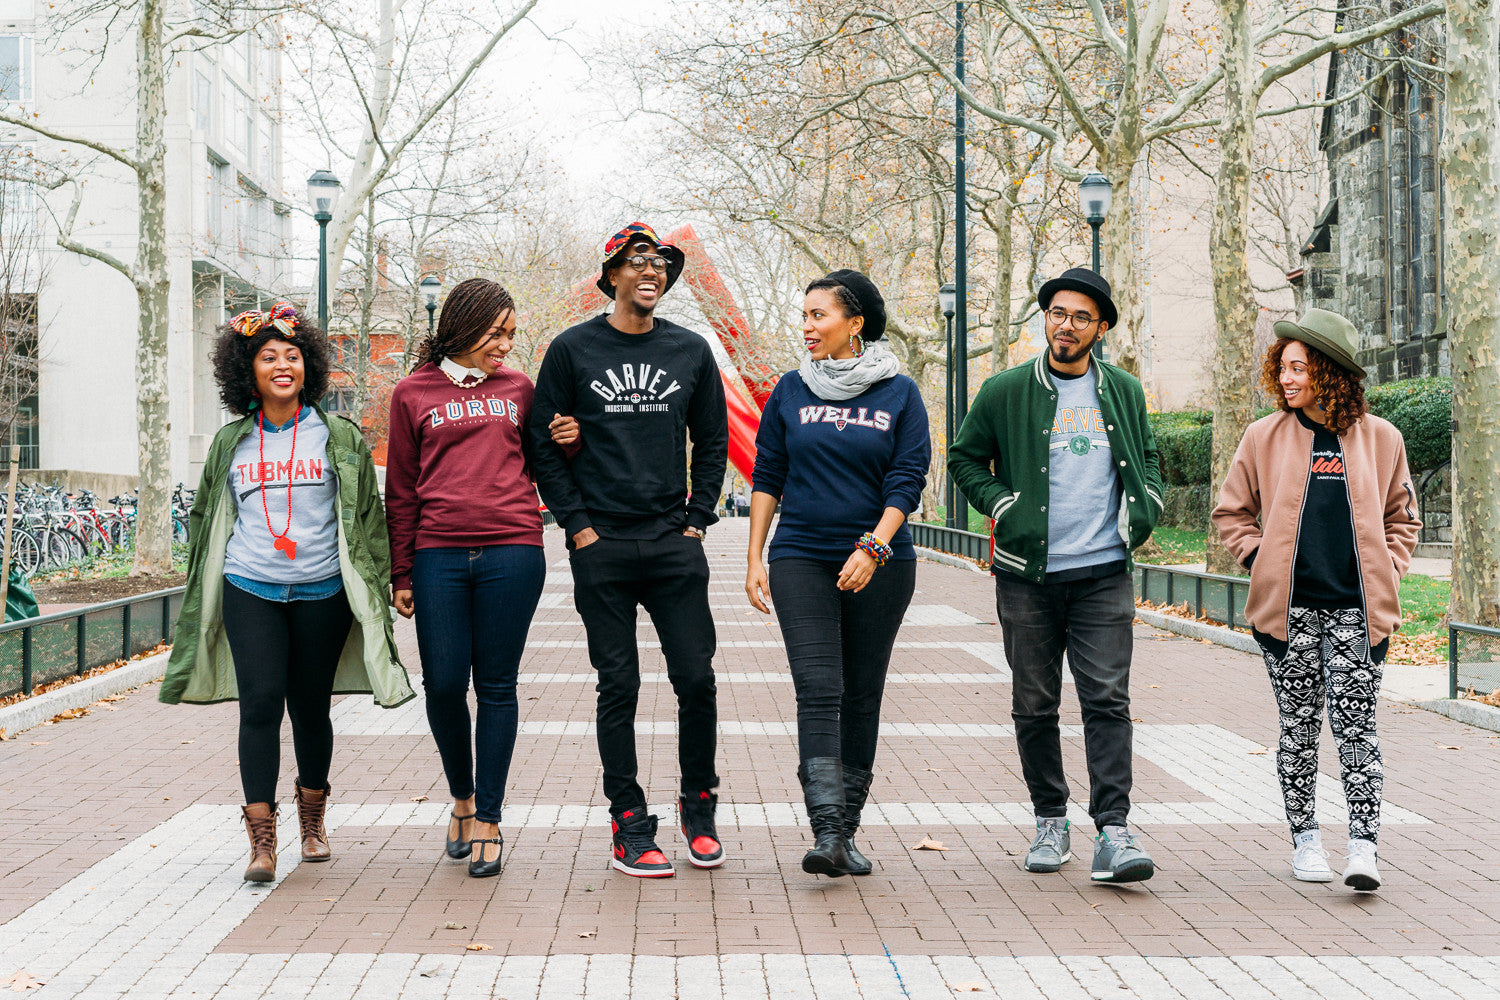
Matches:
[529,313,729,540]
[1291,409,1361,608]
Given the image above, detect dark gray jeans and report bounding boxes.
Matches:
[994,570,1135,831]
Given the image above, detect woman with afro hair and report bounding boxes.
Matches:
[161,303,414,883]
[1213,308,1420,893]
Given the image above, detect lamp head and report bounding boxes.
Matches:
[1079,172,1111,222]
[306,169,342,218]
[938,282,956,319]
[420,273,443,307]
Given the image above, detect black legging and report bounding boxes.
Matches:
[768,557,916,768]
[221,581,353,804]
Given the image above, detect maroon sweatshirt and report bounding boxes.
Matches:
[385,363,543,591]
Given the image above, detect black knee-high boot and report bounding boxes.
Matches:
[842,765,874,876]
[798,757,852,877]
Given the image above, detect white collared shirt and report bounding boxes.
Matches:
[439,356,486,384]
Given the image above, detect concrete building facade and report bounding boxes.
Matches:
[0,0,291,487]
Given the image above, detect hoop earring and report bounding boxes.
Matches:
[851,333,864,358]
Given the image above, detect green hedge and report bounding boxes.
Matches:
[1149,410,1212,487]
[1365,376,1452,472]
[1152,376,1452,489]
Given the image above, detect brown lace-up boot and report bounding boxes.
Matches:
[295,783,331,862]
[242,804,278,882]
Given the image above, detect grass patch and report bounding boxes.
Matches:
[1136,526,1207,565]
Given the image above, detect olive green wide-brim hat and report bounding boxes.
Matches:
[1271,307,1366,378]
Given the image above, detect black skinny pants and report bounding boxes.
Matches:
[569,533,719,814]
[221,582,352,805]
[768,557,916,769]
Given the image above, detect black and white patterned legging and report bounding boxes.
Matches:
[1257,606,1384,843]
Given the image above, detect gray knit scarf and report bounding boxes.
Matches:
[798,342,900,401]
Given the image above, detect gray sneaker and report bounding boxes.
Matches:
[1024,817,1071,873]
[1091,825,1155,883]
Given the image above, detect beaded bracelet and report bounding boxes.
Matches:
[856,532,894,567]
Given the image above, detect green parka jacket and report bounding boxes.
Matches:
[948,353,1164,582]
[159,407,415,708]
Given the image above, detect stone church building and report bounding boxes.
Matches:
[1293,9,1448,382]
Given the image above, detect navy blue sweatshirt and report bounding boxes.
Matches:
[529,313,728,540]
[752,370,930,562]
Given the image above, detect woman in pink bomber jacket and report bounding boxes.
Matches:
[1212,308,1420,894]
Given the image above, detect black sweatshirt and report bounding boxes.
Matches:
[529,313,728,540]
[1290,408,1361,609]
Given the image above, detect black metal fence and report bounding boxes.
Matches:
[911,523,1253,631]
[910,523,990,563]
[0,587,185,699]
[1134,564,1253,631]
[1447,620,1500,700]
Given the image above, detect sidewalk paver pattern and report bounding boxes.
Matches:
[2,522,1497,998]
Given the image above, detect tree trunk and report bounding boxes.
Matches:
[1205,0,1258,576]
[131,0,172,576]
[990,199,1015,372]
[352,194,377,426]
[1442,0,1500,627]
[1100,148,1144,377]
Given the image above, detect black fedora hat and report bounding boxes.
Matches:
[1038,267,1117,328]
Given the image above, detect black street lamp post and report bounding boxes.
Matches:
[306,169,343,332]
[421,274,443,337]
[1079,172,1112,361]
[939,283,957,529]
[951,0,970,530]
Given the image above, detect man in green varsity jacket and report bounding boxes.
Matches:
[948,267,1163,884]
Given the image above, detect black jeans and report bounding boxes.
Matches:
[995,570,1135,831]
[221,581,353,805]
[569,532,718,814]
[412,545,546,824]
[769,557,916,769]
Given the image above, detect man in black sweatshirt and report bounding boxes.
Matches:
[530,222,729,878]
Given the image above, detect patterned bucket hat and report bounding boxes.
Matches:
[596,222,686,299]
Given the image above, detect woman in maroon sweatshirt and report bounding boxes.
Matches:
[385,277,547,878]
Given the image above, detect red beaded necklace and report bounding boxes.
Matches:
[258,407,298,560]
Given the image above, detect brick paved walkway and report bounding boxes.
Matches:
[2,521,1498,997]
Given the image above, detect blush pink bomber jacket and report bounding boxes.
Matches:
[1211,409,1422,645]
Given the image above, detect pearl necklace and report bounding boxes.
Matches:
[439,356,487,388]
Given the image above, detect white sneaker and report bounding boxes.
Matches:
[1291,830,1333,882]
[1343,838,1381,891]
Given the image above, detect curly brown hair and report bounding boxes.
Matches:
[210,307,333,416]
[1260,337,1367,435]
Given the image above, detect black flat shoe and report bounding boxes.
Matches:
[446,811,476,859]
[468,835,503,878]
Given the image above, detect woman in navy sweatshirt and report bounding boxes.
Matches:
[745,270,930,877]
[385,278,546,878]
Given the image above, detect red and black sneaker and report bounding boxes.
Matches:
[610,810,675,878]
[678,791,726,869]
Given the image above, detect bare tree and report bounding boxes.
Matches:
[286,0,539,322]
[0,1,287,575]
[1442,0,1500,627]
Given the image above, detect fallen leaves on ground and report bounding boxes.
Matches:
[1465,686,1500,707]
[443,922,466,930]
[4,970,45,991]
[1387,631,1446,665]
[418,965,444,978]
[910,837,949,851]
[464,942,492,952]
[949,984,988,993]
[576,931,596,939]
[45,707,89,724]
[410,795,429,803]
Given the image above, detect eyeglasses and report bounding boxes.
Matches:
[623,254,669,273]
[1046,307,1099,329]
